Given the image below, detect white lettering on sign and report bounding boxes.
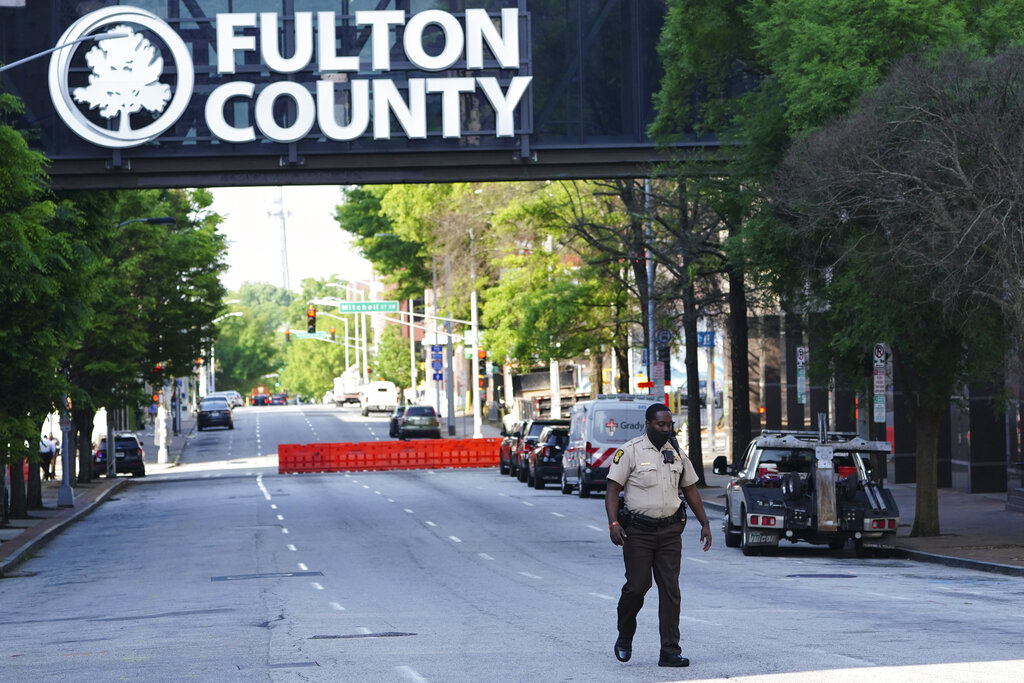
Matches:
[50,7,530,149]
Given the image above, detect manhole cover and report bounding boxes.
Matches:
[786,573,857,579]
[212,571,322,582]
[310,632,416,640]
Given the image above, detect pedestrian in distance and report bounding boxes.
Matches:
[605,403,712,668]
[38,436,56,481]
[47,434,59,480]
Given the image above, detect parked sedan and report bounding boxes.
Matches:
[197,396,234,431]
[527,426,569,489]
[93,431,146,477]
[395,405,442,439]
[499,421,524,475]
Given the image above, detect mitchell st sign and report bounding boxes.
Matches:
[48,6,531,149]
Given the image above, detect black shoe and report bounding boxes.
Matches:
[658,655,690,667]
[614,637,631,662]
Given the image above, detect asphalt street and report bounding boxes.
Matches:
[1,404,1021,682]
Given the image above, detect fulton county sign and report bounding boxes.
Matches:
[47,6,530,149]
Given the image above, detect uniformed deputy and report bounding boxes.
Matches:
[605,403,712,668]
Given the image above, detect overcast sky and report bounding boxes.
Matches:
[209,185,373,294]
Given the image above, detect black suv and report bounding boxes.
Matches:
[93,431,146,477]
[516,418,570,483]
[526,426,569,489]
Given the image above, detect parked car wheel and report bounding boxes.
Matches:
[518,464,528,483]
[578,471,591,498]
[724,503,742,548]
[533,472,545,490]
[560,474,572,495]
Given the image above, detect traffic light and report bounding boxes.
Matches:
[285,328,291,343]
[329,326,336,341]
[307,305,316,333]
[477,348,486,361]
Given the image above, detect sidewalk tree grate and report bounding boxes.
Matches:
[211,570,322,581]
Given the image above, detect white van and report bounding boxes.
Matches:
[359,380,399,416]
[561,395,653,497]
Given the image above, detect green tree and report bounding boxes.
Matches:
[279,335,347,399]
[371,325,418,391]
[63,188,227,482]
[335,186,430,300]
[0,92,102,517]
[651,0,1024,532]
[766,48,1024,535]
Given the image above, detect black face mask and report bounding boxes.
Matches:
[647,429,670,449]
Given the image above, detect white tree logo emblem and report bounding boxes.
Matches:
[48,7,194,149]
[73,26,171,134]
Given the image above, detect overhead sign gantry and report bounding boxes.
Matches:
[0,1,705,189]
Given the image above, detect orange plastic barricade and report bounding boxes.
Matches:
[277,444,298,473]
[278,437,503,474]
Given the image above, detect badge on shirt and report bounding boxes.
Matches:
[613,449,624,464]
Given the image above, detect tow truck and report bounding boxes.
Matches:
[713,427,898,557]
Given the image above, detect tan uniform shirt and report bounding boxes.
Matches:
[607,434,698,518]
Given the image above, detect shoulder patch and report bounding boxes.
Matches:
[612,449,624,464]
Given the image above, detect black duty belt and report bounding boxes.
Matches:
[621,506,684,530]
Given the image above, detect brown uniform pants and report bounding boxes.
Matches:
[616,519,684,658]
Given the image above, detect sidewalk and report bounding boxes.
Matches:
[698,467,1024,577]
[0,414,195,577]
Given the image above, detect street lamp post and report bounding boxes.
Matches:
[208,310,244,395]
[57,393,74,507]
[105,216,176,479]
[328,282,372,383]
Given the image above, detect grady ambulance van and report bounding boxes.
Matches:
[561,395,654,497]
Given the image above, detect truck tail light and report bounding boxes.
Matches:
[867,518,898,530]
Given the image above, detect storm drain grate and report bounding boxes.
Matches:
[310,632,417,640]
[212,571,323,582]
[786,573,857,579]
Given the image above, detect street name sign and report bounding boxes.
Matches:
[337,301,399,313]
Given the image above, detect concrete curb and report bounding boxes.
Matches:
[886,548,1024,578]
[0,478,128,577]
[698,493,1024,577]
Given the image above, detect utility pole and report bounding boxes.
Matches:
[269,187,291,291]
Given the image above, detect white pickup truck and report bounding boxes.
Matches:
[359,380,399,416]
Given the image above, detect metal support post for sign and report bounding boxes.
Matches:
[445,322,456,436]
[409,299,417,403]
[57,399,74,507]
[706,341,715,452]
[645,178,656,397]
[471,289,482,438]
[105,408,116,479]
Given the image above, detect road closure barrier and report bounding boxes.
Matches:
[278,438,501,474]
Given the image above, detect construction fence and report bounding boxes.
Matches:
[278,438,501,474]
